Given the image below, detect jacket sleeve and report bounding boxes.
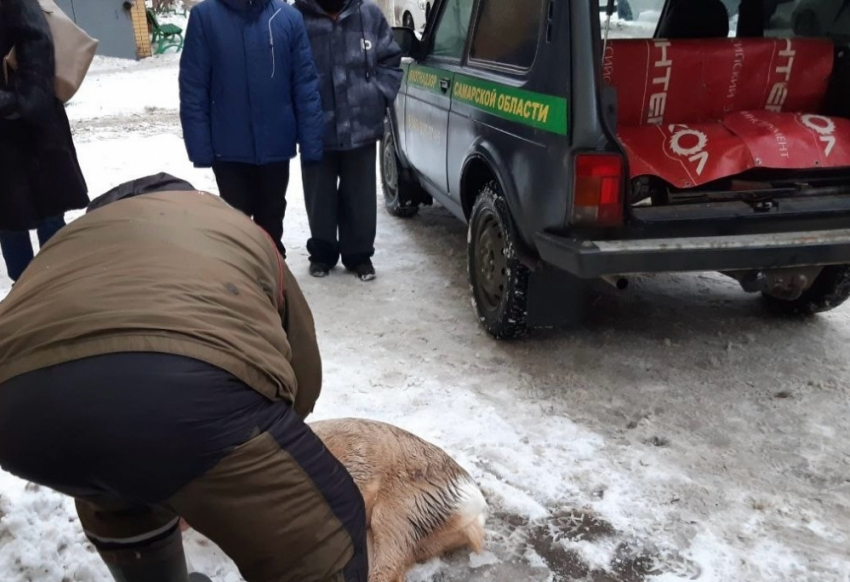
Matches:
[280,263,323,419]
[2,0,56,123]
[178,9,214,168]
[372,7,403,105]
[289,12,324,163]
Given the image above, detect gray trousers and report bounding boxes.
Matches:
[302,144,377,269]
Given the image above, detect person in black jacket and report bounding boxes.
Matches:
[295,0,402,281]
[0,0,88,282]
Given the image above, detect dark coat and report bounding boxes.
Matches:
[0,0,89,232]
[179,0,325,167]
[295,0,403,151]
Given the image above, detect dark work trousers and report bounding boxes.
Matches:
[213,161,290,258]
[0,353,368,582]
[0,215,66,281]
[302,144,377,269]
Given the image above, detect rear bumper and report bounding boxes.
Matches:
[535,228,850,278]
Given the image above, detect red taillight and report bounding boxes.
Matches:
[572,154,624,227]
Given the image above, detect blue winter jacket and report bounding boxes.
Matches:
[179,0,325,167]
[295,0,403,151]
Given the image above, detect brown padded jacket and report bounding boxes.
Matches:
[0,190,322,418]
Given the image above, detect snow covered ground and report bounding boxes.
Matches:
[3,33,850,582]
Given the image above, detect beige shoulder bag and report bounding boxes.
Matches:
[3,0,99,103]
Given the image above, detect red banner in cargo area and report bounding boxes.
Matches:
[618,113,850,188]
[603,38,834,126]
[603,37,850,187]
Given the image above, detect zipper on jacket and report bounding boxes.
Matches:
[358,6,370,81]
[268,8,282,78]
[241,25,257,161]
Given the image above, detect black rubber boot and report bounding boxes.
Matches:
[97,528,190,582]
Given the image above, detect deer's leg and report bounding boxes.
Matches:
[367,504,415,582]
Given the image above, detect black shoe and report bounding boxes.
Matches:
[309,262,331,278]
[189,574,213,582]
[353,262,376,282]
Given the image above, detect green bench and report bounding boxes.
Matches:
[146,9,184,55]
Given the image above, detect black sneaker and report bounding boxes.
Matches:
[353,262,376,282]
[309,262,331,278]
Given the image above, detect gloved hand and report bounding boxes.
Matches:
[0,90,18,118]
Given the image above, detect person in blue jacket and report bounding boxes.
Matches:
[179,0,324,259]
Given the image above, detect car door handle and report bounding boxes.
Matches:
[439,77,451,92]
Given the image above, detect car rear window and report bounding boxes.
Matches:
[601,0,850,43]
[600,0,665,38]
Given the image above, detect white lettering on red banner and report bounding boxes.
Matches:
[602,43,614,85]
[725,40,745,111]
[766,39,796,112]
[647,40,672,125]
[801,114,837,157]
[668,124,709,175]
[740,111,790,159]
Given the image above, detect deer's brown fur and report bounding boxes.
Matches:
[310,418,488,582]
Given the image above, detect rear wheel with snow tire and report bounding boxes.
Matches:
[381,121,423,218]
[468,182,529,340]
[762,265,850,316]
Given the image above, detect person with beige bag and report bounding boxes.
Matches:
[0,0,94,282]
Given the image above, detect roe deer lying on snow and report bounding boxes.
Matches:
[180,418,488,582]
[311,419,488,582]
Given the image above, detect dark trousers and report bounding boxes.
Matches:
[0,353,367,582]
[213,161,290,258]
[302,144,377,269]
[0,215,66,281]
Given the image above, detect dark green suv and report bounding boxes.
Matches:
[381,0,850,339]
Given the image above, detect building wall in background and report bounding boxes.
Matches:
[54,0,140,60]
[131,1,152,58]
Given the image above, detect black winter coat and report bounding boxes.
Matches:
[295,0,402,151]
[0,0,88,231]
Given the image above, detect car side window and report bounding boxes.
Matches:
[470,0,546,69]
[430,0,476,60]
